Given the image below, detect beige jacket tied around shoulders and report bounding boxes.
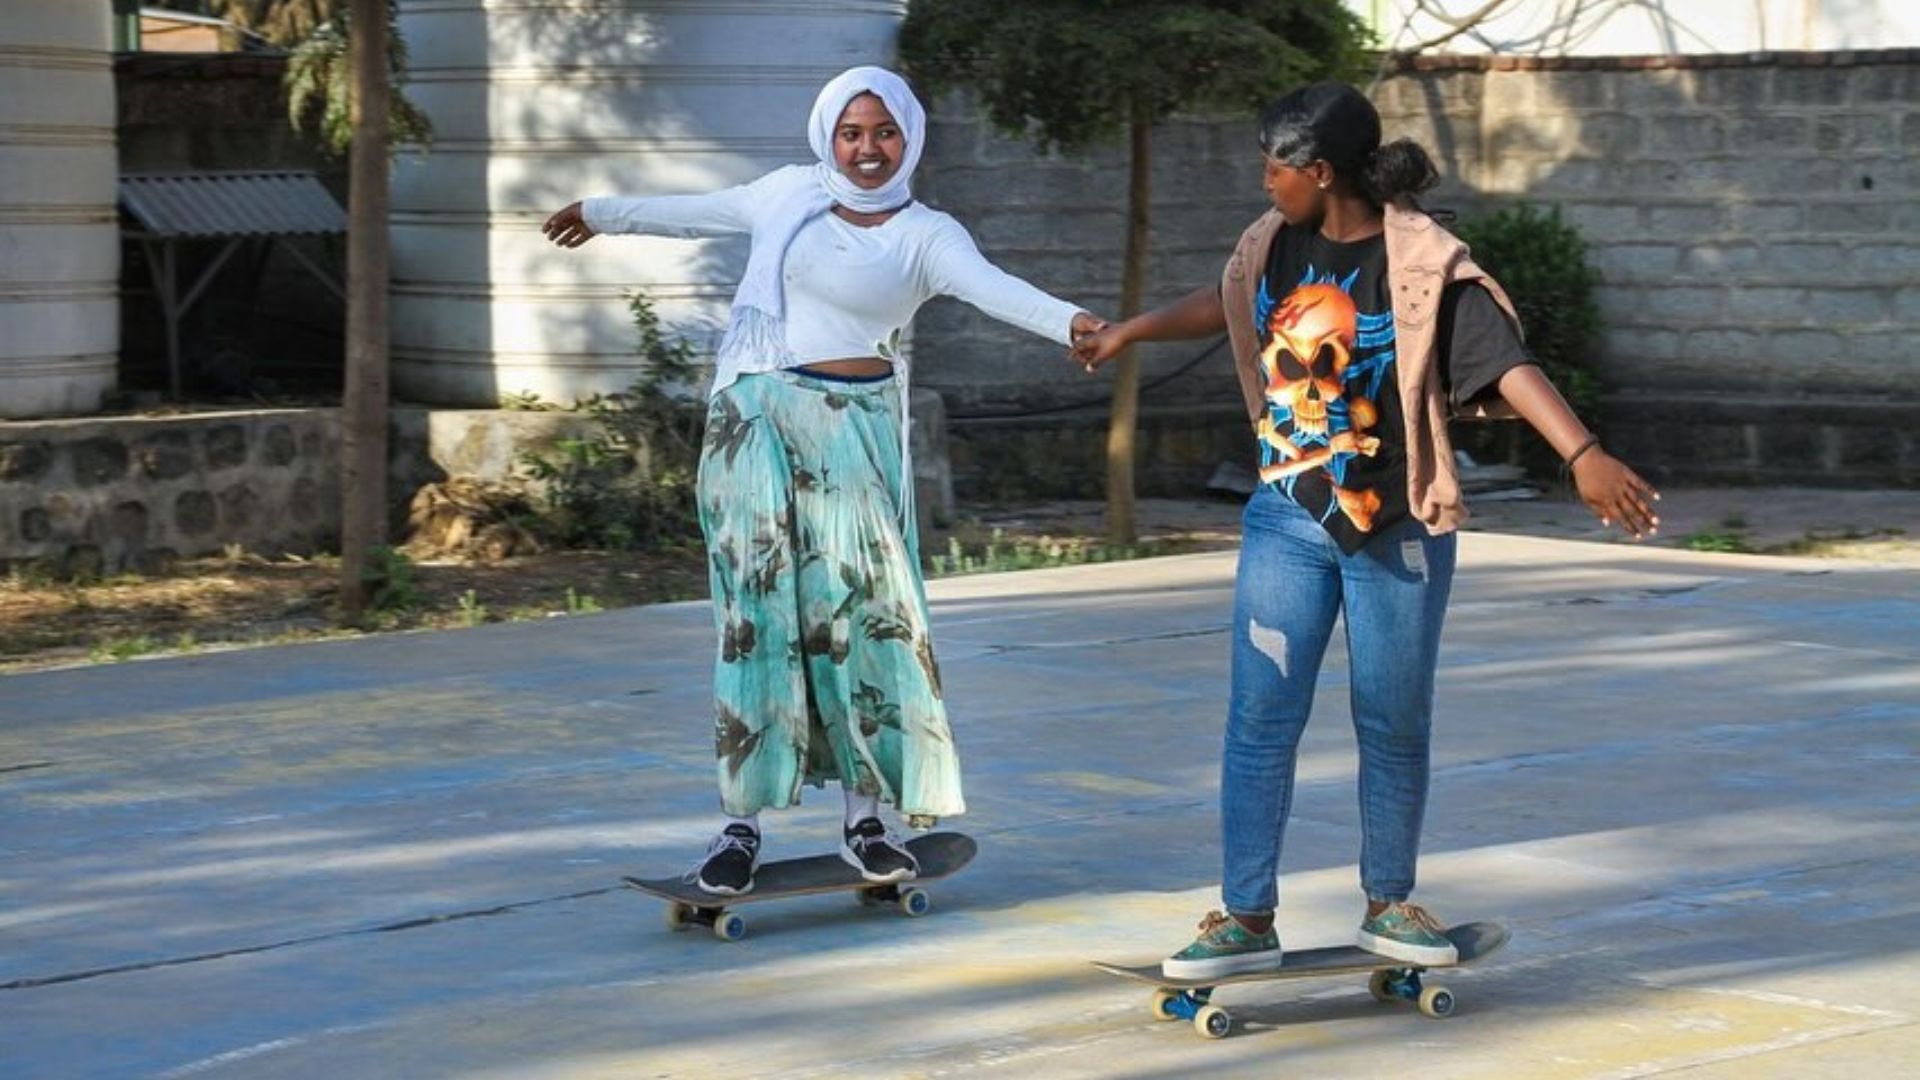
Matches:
[1219,202,1524,537]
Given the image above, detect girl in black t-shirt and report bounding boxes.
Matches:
[1073,82,1658,979]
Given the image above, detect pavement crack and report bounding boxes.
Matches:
[0,886,615,992]
[980,625,1227,655]
[0,760,56,776]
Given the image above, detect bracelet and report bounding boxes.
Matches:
[1564,435,1601,469]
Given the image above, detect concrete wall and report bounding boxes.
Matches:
[914,49,1920,491]
[1375,50,1920,484]
[913,106,1260,499]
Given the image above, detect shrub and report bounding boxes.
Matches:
[1452,203,1604,473]
[518,293,706,551]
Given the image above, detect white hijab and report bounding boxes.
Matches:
[717,66,927,370]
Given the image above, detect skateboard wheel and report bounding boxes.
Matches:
[1149,989,1181,1021]
[714,913,747,942]
[1418,985,1455,1018]
[898,887,930,917]
[1193,1004,1232,1039]
[665,903,693,931]
[1368,970,1396,1003]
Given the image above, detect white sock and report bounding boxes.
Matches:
[724,813,759,835]
[843,790,879,828]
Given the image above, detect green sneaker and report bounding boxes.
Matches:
[1357,902,1458,965]
[1161,911,1282,979]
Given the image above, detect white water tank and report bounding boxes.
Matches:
[0,5,118,418]
[393,0,906,406]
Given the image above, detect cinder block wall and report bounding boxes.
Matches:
[1375,50,1920,484]
[916,50,1920,492]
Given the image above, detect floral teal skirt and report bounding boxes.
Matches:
[696,370,964,822]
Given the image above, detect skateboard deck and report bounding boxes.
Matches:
[1094,921,1508,1039]
[624,831,976,941]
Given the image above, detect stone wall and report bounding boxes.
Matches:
[915,50,1920,492]
[0,410,340,576]
[1,396,959,575]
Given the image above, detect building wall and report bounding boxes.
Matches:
[915,49,1920,491]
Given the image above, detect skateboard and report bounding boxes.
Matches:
[1093,920,1509,1039]
[622,832,976,942]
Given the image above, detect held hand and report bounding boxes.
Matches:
[1572,448,1661,540]
[1070,321,1131,373]
[1069,311,1110,343]
[542,201,597,248]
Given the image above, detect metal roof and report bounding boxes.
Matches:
[119,171,346,239]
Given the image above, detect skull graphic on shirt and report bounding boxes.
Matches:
[1255,274,1391,533]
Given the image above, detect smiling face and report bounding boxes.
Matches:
[1263,155,1331,225]
[833,92,905,190]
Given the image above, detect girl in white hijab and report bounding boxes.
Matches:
[546,67,1103,895]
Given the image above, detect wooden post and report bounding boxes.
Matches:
[339,0,392,622]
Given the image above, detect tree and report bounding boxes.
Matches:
[283,1,432,156]
[338,0,392,623]
[203,0,338,46]
[902,1,1371,544]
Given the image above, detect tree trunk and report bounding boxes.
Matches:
[1103,108,1151,546]
[338,0,392,623]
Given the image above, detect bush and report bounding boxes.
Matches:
[1452,203,1604,472]
[518,293,706,551]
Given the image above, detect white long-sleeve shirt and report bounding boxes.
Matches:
[581,166,1082,390]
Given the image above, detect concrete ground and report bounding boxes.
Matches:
[3,521,1918,1078]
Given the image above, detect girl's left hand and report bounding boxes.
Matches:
[1573,448,1661,539]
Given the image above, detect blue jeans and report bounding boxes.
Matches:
[1221,487,1456,916]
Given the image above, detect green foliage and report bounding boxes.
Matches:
[456,588,488,627]
[563,587,603,616]
[89,635,163,664]
[1452,203,1603,418]
[900,0,1374,152]
[284,2,433,157]
[518,293,707,552]
[1681,529,1752,554]
[361,545,422,613]
[499,390,557,412]
[925,527,1190,576]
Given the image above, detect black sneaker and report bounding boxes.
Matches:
[840,817,919,883]
[694,824,760,896]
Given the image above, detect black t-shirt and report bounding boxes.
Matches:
[1253,224,1534,553]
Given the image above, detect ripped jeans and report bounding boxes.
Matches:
[1220,486,1456,917]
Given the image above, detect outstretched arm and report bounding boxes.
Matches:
[1070,286,1226,371]
[1496,365,1660,539]
[924,219,1102,345]
[542,179,769,248]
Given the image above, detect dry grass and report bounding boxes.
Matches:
[0,547,708,674]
